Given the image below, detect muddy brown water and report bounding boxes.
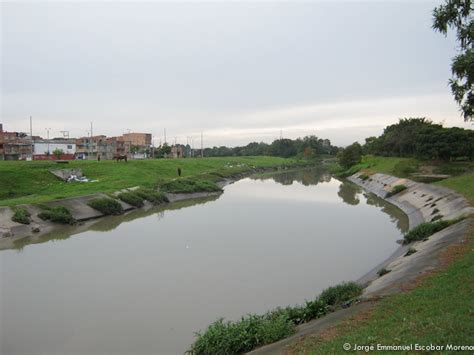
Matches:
[0,168,407,355]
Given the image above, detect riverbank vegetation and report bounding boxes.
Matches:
[159,178,221,193]
[87,198,124,215]
[188,282,362,354]
[37,205,74,224]
[403,218,464,244]
[11,207,31,224]
[0,156,298,206]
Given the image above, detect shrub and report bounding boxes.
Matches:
[118,191,144,207]
[38,205,74,224]
[386,184,407,198]
[404,247,417,257]
[319,282,363,306]
[188,314,294,355]
[88,198,123,215]
[338,142,362,169]
[188,281,362,354]
[431,214,443,222]
[12,207,31,224]
[135,189,169,205]
[377,268,391,277]
[403,218,462,244]
[160,178,222,193]
[359,173,370,181]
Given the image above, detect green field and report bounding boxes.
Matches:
[291,156,474,354]
[0,156,298,206]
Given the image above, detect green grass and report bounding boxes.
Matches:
[188,282,362,354]
[134,189,169,205]
[0,157,297,206]
[37,205,74,224]
[159,178,221,193]
[403,218,463,244]
[87,198,124,215]
[291,158,474,354]
[11,207,31,224]
[117,191,145,207]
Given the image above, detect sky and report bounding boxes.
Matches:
[1,0,473,147]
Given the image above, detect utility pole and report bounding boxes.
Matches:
[164,128,167,144]
[30,116,33,159]
[201,131,203,158]
[90,122,94,159]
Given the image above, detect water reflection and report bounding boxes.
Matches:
[252,168,332,186]
[10,195,220,251]
[337,181,361,206]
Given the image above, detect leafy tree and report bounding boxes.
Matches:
[52,148,64,159]
[338,142,362,168]
[433,0,474,121]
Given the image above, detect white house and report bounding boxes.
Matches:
[33,140,76,155]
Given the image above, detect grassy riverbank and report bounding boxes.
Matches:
[0,157,299,206]
[290,156,474,354]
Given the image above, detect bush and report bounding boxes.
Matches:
[188,314,294,355]
[359,173,370,181]
[319,282,363,306]
[403,218,462,244]
[188,281,362,354]
[118,191,144,207]
[338,142,362,169]
[88,198,123,215]
[38,205,74,224]
[386,184,407,198]
[12,207,31,224]
[160,178,222,193]
[135,189,169,205]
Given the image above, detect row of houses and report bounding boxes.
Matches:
[0,124,155,161]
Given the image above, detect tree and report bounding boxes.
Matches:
[338,142,362,169]
[52,148,64,159]
[433,0,474,121]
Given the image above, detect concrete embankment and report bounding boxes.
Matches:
[250,172,473,355]
[0,165,295,249]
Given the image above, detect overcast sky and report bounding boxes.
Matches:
[1,0,473,147]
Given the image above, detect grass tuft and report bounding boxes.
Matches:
[118,191,145,207]
[11,207,31,224]
[88,198,123,215]
[403,218,463,244]
[160,178,222,193]
[38,205,74,224]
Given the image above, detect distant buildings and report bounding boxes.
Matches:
[0,124,159,161]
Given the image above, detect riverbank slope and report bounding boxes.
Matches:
[275,158,474,354]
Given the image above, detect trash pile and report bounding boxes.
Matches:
[67,175,90,183]
[50,169,98,183]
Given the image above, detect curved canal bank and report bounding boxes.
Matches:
[249,172,473,355]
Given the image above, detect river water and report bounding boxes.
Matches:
[0,168,407,355]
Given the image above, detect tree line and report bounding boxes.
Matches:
[338,118,474,169]
[202,136,339,158]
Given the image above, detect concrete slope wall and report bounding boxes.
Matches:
[348,172,473,298]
